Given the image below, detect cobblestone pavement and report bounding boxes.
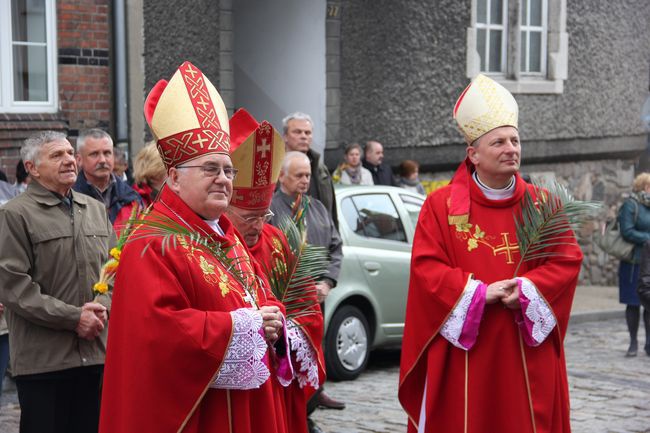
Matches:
[311,318,650,433]
[1,318,648,433]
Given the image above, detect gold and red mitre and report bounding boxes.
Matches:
[453,74,518,145]
[143,61,230,170]
[448,74,519,225]
[229,109,285,211]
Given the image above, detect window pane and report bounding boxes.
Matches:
[477,0,488,23]
[477,28,487,71]
[521,0,529,25]
[529,31,542,72]
[399,194,424,228]
[490,0,503,24]
[530,0,542,26]
[341,197,363,235]
[13,45,48,101]
[11,0,46,43]
[520,31,528,71]
[351,194,406,242]
[488,30,502,72]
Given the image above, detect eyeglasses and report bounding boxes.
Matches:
[231,210,275,224]
[177,164,239,180]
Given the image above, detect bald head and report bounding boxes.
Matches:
[279,151,311,197]
[364,140,384,166]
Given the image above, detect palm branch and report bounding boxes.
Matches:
[125,212,251,289]
[263,216,329,321]
[513,180,601,277]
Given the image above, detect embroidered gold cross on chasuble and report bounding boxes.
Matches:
[454,223,520,265]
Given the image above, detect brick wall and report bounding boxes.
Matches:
[57,0,112,136]
[0,0,112,181]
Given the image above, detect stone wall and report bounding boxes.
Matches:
[329,0,650,171]
[142,0,221,98]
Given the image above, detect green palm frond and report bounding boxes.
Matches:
[125,213,250,288]
[264,216,329,320]
[513,180,601,277]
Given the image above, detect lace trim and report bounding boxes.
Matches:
[287,321,320,389]
[440,279,480,350]
[211,308,270,389]
[519,278,556,345]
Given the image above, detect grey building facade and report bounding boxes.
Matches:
[128,0,649,284]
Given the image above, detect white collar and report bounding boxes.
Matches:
[205,218,224,236]
[472,172,515,200]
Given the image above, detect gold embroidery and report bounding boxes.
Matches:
[217,270,232,297]
[454,223,519,264]
[492,233,519,264]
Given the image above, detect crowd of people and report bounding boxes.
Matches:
[0,62,643,433]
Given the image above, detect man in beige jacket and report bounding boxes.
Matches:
[0,131,114,433]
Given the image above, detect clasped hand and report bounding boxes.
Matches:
[258,305,283,344]
[485,279,520,309]
[76,302,107,340]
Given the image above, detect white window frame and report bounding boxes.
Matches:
[466,0,568,94]
[520,0,548,76]
[475,0,508,74]
[0,0,58,113]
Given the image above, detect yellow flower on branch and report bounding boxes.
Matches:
[93,282,109,294]
[110,247,121,261]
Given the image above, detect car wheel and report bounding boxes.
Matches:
[325,305,370,381]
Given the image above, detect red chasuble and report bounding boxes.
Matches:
[399,174,581,433]
[99,186,288,433]
[249,224,326,433]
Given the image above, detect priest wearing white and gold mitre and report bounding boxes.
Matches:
[399,74,582,433]
[99,61,292,433]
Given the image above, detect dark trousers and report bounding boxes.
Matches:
[15,365,103,433]
[0,334,8,400]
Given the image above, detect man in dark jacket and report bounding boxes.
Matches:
[282,112,338,228]
[73,129,142,229]
[363,140,396,186]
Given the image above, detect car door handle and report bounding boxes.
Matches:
[363,261,381,273]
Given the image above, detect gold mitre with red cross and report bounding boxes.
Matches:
[143,61,230,170]
[453,74,518,144]
[228,109,284,211]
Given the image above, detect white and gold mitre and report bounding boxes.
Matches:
[453,74,518,144]
[144,61,230,169]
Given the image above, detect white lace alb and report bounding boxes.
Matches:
[286,321,320,389]
[211,308,270,389]
[440,279,481,350]
[519,278,556,345]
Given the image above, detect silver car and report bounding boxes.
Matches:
[323,185,425,380]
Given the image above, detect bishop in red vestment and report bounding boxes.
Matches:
[99,62,291,433]
[399,75,582,433]
[226,109,326,433]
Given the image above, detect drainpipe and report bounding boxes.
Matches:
[113,0,128,152]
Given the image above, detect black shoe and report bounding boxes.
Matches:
[645,344,650,356]
[315,390,346,410]
[625,340,638,357]
[308,418,325,433]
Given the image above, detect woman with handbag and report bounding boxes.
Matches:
[619,173,650,357]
